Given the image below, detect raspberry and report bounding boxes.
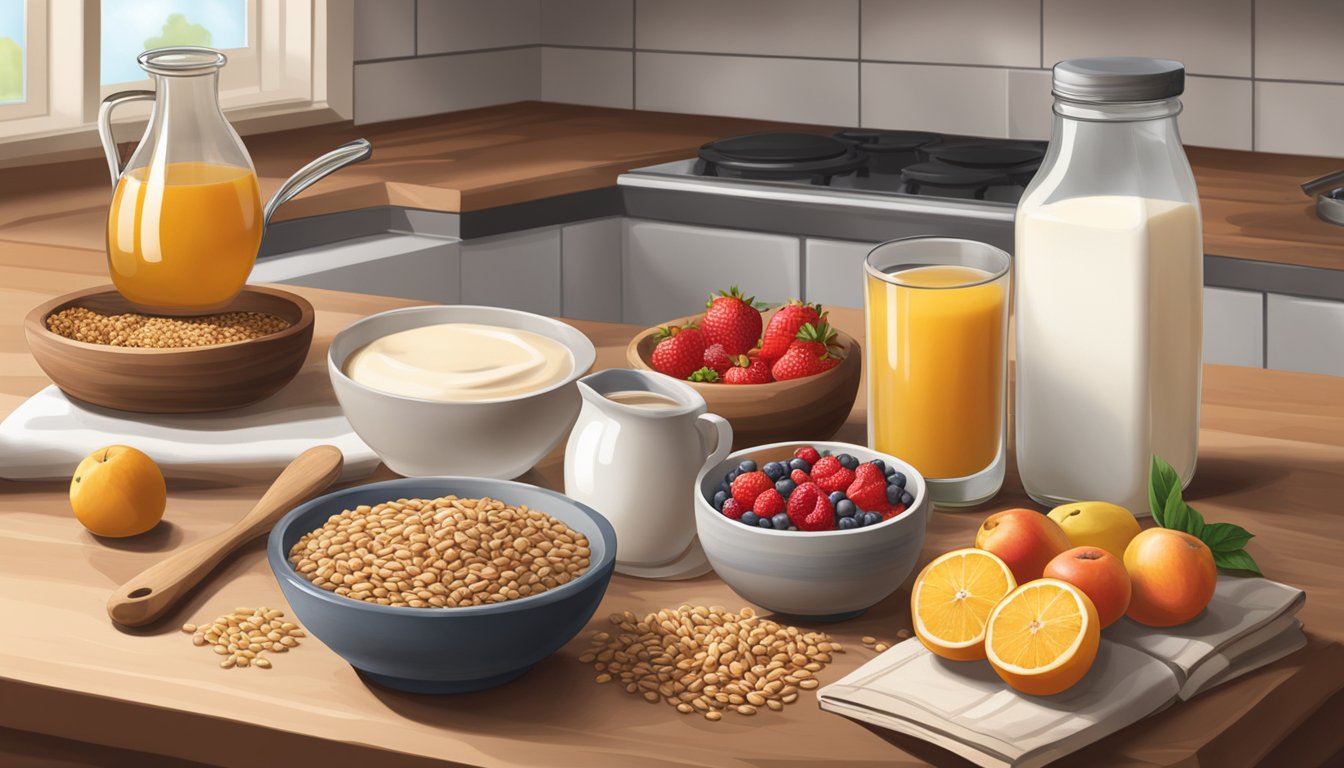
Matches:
[752,489,785,518]
[730,471,773,507]
[811,456,854,494]
[845,463,888,512]
[793,446,822,465]
[721,498,745,520]
[790,468,812,486]
[786,482,836,532]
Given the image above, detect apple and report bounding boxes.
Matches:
[975,508,1072,585]
[1124,528,1217,627]
[1043,546,1132,628]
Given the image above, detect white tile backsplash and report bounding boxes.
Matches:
[637,52,858,125]
[542,48,633,108]
[1255,81,1344,157]
[1042,0,1252,77]
[1179,76,1253,150]
[1007,69,1053,140]
[1255,0,1344,83]
[636,0,858,59]
[862,63,1007,137]
[1203,287,1263,367]
[354,0,416,62]
[354,48,541,124]
[416,0,541,56]
[1267,293,1344,377]
[861,0,1039,68]
[541,0,635,48]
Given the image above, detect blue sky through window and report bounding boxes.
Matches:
[101,0,246,85]
[0,0,25,103]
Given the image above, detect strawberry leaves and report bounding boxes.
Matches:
[1149,455,1261,576]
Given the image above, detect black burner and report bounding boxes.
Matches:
[698,132,866,183]
[900,161,1017,200]
[832,129,941,173]
[924,141,1045,169]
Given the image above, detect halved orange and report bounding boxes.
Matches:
[985,578,1100,696]
[911,548,1017,661]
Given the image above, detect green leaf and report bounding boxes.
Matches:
[1200,522,1255,553]
[1162,486,1206,538]
[1149,455,1180,527]
[1215,549,1263,576]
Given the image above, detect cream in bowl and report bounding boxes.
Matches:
[328,306,596,479]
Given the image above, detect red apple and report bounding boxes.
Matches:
[1043,546,1132,628]
[975,508,1071,585]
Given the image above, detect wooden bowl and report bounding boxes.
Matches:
[626,311,862,450]
[25,285,315,414]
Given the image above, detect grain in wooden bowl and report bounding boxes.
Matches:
[24,285,314,413]
[626,309,862,450]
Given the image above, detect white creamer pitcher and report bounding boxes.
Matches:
[564,369,732,580]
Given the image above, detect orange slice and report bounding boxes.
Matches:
[911,548,1017,661]
[985,578,1100,696]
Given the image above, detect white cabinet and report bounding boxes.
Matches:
[1267,293,1344,376]
[249,233,461,304]
[804,237,877,309]
[1203,287,1264,367]
[461,227,563,315]
[561,217,623,322]
[623,219,802,326]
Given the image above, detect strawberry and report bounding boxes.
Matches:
[688,367,721,383]
[845,463,888,512]
[723,355,772,385]
[703,343,734,375]
[759,300,822,361]
[793,446,821,465]
[701,286,763,355]
[753,489,785,518]
[790,468,812,486]
[770,321,841,381]
[730,471,773,507]
[650,323,707,380]
[721,498,745,520]
[786,482,835,532]
[811,456,854,494]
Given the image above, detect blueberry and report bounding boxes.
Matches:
[771,512,791,529]
[719,481,732,496]
[890,471,907,488]
[886,485,903,506]
[738,459,758,473]
[758,516,774,528]
[775,478,797,497]
[869,459,886,473]
[828,490,847,506]
[727,469,741,483]
[763,461,786,481]
[713,490,728,510]
[900,491,914,506]
[789,457,811,473]
[836,499,857,518]
[863,511,883,527]
[838,516,859,530]
[884,465,897,478]
[740,511,759,526]
[836,453,859,470]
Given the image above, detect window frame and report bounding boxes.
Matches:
[97,0,260,96]
[0,0,50,120]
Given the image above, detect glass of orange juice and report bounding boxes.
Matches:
[864,237,1010,507]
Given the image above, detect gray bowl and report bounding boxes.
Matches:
[267,477,616,694]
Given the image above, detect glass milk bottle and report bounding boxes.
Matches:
[1014,57,1202,516]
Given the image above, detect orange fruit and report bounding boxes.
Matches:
[69,445,166,538]
[1123,527,1217,626]
[911,548,1017,661]
[985,578,1100,696]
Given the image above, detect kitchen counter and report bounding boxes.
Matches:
[1,102,1342,270]
[1,246,1342,767]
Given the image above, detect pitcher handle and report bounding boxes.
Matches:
[262,139,373,226]
[695,413,734,470]
[98,90,156,187]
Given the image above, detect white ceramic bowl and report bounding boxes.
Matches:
[694,440,930,621]
[328,305,596,478]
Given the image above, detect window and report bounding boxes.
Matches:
[0,0,46,119]
[100,0,249,86]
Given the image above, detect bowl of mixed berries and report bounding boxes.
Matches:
[626,288,862,450]
[694,441,929,621]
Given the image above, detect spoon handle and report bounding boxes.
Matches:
[106,445,344,628]
[262,139,372,226]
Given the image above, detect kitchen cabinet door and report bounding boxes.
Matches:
[561,217,623,322]
[623,219,801,326]
[461,227,563,316]
[1203,287,1264,368]
[804,238,878,309]
[249,233,461,304]
[1267,293,1344,376]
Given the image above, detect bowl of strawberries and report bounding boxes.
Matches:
[625,287,862,450]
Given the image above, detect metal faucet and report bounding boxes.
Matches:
[1301,169,1344,225]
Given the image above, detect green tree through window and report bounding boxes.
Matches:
[0,36,20,102]
[143,12,211,50]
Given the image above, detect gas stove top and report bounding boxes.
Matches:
[622,129,1048,207]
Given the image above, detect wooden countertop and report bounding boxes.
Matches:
[1,102,1342,270]
[1,246,1342,767]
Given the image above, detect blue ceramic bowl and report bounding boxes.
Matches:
[267,477,616,694]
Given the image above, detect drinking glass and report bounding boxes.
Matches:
[864,237,1010,507]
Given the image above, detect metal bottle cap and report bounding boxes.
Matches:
[1052,57,1185,103]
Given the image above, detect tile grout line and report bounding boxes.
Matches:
[1250,0,1257,150]
[413,0,418,57]
[631,0,638,110]
[1039,0,1044,68]
[856,0,862,126]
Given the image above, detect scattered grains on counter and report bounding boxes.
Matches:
[47,306,290,348]
[287,496,590,608]
[862,635,895,653]
[579,605,844,721]
[188,607,305,670]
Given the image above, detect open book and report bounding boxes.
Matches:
[818,576,1306,768]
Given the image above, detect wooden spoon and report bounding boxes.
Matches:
[107,445,344,627]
